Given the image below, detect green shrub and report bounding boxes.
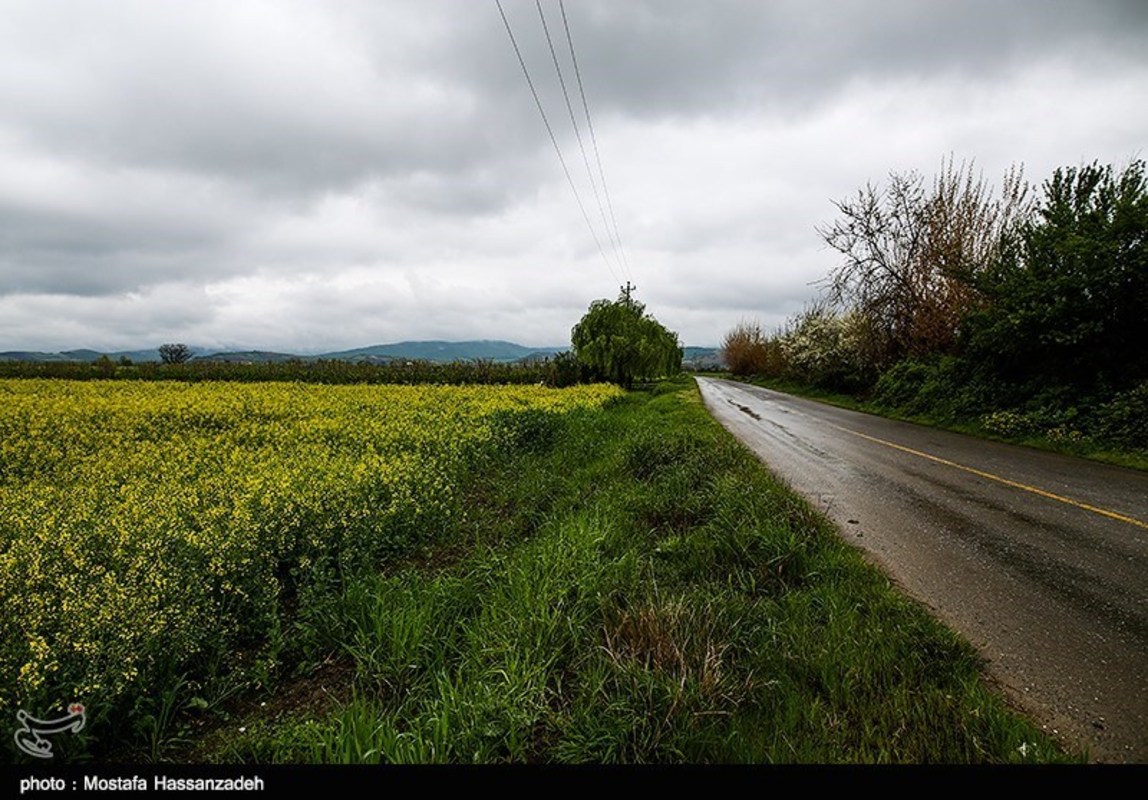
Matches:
[873,360,939,412]
[980,410,1037,438]
[1093,382,1148,450]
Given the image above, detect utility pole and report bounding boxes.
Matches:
[621,281,636,303]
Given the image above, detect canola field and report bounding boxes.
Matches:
[0,379,621,731]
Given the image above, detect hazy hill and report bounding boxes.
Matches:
[517,350,568,364]
[0,348,169,363]
[194,351,308,364]
[0,351,71,362]
[681,346,724,369]
[108,349,169,363]
[320,340,564,363]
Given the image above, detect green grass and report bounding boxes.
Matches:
[190,376,1074,764]
[725,374,1148,472]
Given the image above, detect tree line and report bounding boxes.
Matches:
[2,287,685,390]
[0,357,580,387]
[723,158,1148,450]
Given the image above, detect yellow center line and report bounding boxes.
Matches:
[827,423,1148,531]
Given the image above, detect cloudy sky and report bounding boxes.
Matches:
[1,1,1145,352]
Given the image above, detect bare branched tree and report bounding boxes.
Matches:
[158,343,193,365]
[817,158,1032,367]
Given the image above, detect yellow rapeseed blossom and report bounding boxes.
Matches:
[0,379,621,715]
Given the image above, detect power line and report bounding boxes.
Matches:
[495,0,620,286]
[559,0,631,283]
[534,0,625,280]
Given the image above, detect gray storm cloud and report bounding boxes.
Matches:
[1,0,1145,351]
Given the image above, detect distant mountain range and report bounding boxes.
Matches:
[681,346,724,368]
[0,348,172,363]
[0,340,723,367]
[319,340,566,364]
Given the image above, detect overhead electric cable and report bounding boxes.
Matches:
[535,0,624,279]
[559,0,632,283]
[495,0,620,285]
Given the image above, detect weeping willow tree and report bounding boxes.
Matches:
[571,286,682,389]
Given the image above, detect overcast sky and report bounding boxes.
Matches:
[1,0,1145,352]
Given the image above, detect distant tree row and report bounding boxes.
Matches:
[0,357,584,387]
[723,158,1148,447]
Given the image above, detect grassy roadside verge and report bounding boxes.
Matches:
[196,376,1073,763]
[718,374,1148,473]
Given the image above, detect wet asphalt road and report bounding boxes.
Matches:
[696,377,1148,762]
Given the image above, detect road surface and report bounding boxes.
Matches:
[696,377,1148,762]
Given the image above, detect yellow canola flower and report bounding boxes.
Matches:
[0,378,621,712]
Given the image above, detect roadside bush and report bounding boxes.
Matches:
[721,321,771,376]
[871,360,939,410]
[871,357,992,419]
[1093,382,1148,450]
[980,404,1088,442]
[778,308,876,392]
[980,410,1037,438]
